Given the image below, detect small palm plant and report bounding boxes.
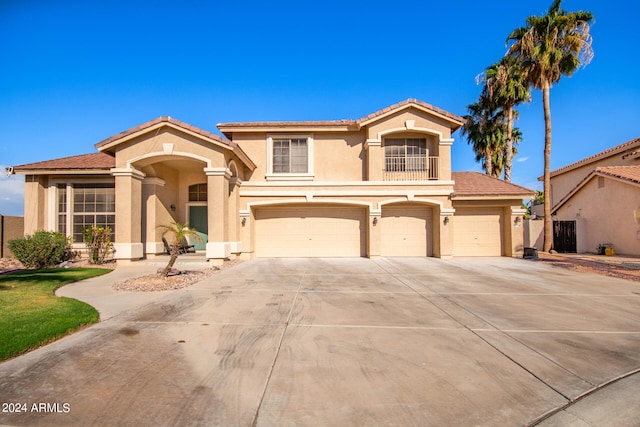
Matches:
[157,222,203,277]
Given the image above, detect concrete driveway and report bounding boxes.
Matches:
[1,257,639,426]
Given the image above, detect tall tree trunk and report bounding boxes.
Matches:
[504,106,514,182]
[485,149,493,177]
[542,81,553,252]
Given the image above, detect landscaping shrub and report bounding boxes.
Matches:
[82,226,113,264]
[8,231,77,269]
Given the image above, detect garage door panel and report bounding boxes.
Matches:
[381,206,433,257]
[453,208,503,256]
[255,207,365,257]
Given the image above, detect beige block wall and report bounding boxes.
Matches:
[1,215,25,258]
[555,178,640,255]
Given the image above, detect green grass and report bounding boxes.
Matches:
[0,268,112,361]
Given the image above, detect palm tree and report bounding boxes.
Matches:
[482,56,531,182]
[507,0,594,252]
[157,222,203,277]
[461,94,505,177]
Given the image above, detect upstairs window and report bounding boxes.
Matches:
[267,134,314,180]
[273,138,308,173]
[384,138,427,172]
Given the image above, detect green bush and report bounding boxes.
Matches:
[82,226,113,264]
[8,231,77,269]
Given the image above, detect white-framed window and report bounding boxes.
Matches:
[54,183,116,243]
[188,183,208,201]
[266,134,314,180]
[384,138,427,172]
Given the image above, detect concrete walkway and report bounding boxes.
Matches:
[56,256,212,320]
[1,257,639,426]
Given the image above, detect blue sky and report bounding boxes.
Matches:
[1,0,638,216]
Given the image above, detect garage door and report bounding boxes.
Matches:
[381,205,433,256]
[453,208,503,256]
[255,206,366,257]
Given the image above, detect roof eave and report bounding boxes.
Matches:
[451,193,535,201]
[13,169,113,176]
[357,101,464,130]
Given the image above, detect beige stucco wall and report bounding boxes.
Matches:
[23,175,48,234]
[113,128,227,169]
[550,145,639,206]
[555,177,640,255]
[365,109,453,141]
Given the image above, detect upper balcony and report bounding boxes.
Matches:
[382,156,439,181]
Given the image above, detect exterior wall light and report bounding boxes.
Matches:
[242,217,247,226]
[373,217,378,225]
[170,204,176,212]
[443,216,449,225]
[514,216,522,227]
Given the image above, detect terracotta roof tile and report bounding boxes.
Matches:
[452,172,535,197]
[217,99,464,131]
[13,152,115,172]
[596,165,640,184]
[549,137,640,178]
[95,116,233,149]
[357,98,464,126]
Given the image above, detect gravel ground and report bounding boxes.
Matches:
[536,252,640,282]
[112,259,243,291]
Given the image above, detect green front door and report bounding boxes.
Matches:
[189,206,208,251]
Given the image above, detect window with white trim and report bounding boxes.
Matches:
[384,138,427,172]
[267,134,313,179]
[56,183,115,243]
[273,138,308,173]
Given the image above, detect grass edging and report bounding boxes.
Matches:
[0,268,112,361]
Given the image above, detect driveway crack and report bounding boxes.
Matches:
[250,273,303,427]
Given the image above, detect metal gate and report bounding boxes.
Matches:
[553,220,577,253]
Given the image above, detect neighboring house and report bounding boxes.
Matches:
[549,137,640,255]
[11,99,534,262]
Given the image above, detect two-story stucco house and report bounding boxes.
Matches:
[11,99,534,262]
[549,137,640,255]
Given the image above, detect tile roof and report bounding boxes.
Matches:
[596,165,640,185]
[357,98,464,127]
[13,152,115,172]
[95,116,234,150]
[452,172,535,197]
[217,98,464,132]
[549,136,640,178]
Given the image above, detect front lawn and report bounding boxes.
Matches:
[0,268,111,361]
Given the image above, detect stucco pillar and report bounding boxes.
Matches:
[228,176,241,255]
[368,209,381,258]
[111,168,145,260]
[366,140,383,181]
[437,208,455,258]
[507,207,527,257]
[438,139,454,181]
[205,167,230,262]
[23,176,47,235]
[142,177,166,255]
